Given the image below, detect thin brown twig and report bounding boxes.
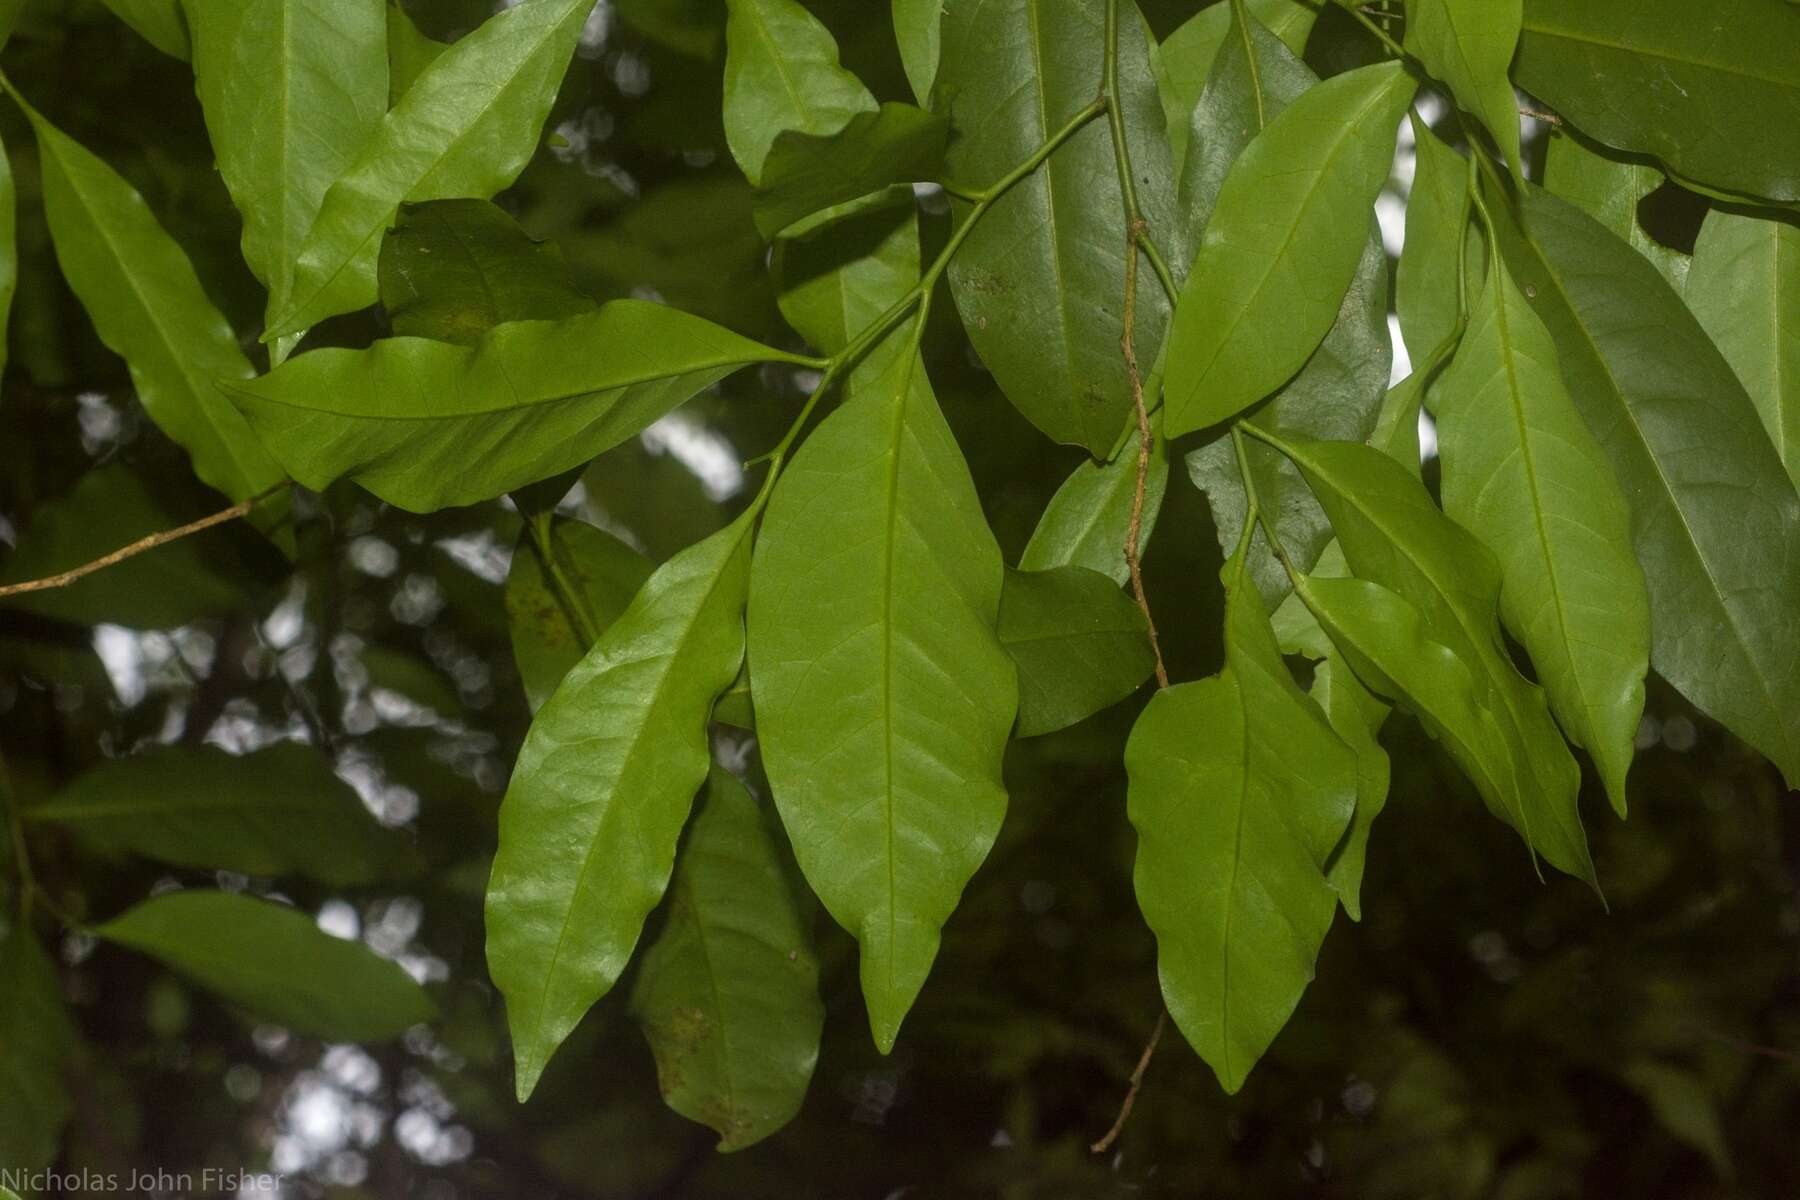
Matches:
[1092,1007,1168,1154]
[0,483,283,599]
[1120,218,1169,692]
[1518,105,1563,126]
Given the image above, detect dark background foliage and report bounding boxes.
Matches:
[1,2,1796,1196]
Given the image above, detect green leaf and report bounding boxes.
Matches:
[184,0,389,343]
[0,465,264,629]
[1163,61,1414,436]
[487,511,754,1099]
[713,667,754,728]
[613,0,723,59]
[267,0,593,339]
[939,0,1174,455]
[1154,0,1318,181]
[1310,654,1389,921]
[100,0,188,57]
[379,200,592,345]
[1490,183,1800,786]
[753,104,948,239]
[95,891,435,1040]
[1619,1060,1734,1181]
[1267,434,1596,883]
[1402,0,1522,176]
[1020,420,1167,586]
[14,95,284,504]
[24,745,406,885]
[1396,115,1480,367]
[1514,0,1800,203]
[998,564,1153,737]
[1433,251,1649,816]
[223,300,798,512]
[0,127,15,393]
[1125,540,1355,1094]
[387,0,448,102]
[722,0,876,186]
[772,187,920,395]
[749,351,1016,1052]
[1543,131,1688,290]
[504,515,654,711]
[0,927,76,1172]
[629,766,823,1152]
[1684,207,1800,488]
[892,0,942,105]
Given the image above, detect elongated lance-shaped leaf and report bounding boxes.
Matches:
[223,300,802,512]
[96,891,435,1041]
[1125,538,1356,1094]
[939,0,1175,456]
[1267,434,1596,884]
[488,511,755,1099]
[1403,0,1522,177]
[722,0,875,186]
[1163,61,1414,436]
[1310,654,1389,921]
[999,564,1154,737]
[505,516,653,711]
[629,767,824,1152]
[1433,251,1649,816]
[0,927,76,1172]
[14,95,284,505]
[892,0,942,105]
[1489,182,1800,787]
[184,0,388,342]
[1514,0,1800,203]
[1396,112,1483,368]
[266,0,592,338]
[753,104,948,238]
[749,350,1016,1053]
[25,744,408,885]
[1020,415,1167,586]
[101,0,188,57]
[1544,131,1688,290]
[1154,0,1318,182]
[773,187,919,397]
[386,0,446,102]
[1685,208,1800,488]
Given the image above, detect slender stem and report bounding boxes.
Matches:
[1330,0,1406,58]
[0,482,287,599]
[1138,234,1178,305]
[1118,228,1169,692]
[1090,1008,1167,1155]
[1232,425,1299,580]
[528,512,601,648]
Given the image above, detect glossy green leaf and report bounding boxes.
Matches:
[1396,115,1479,367]
[892,0,942,105]
[15,96,284,504]
[95,891,435,1040]
[753,104,948,238]
[722,0,875,186]
[749,351,1016,1052]
[1163,61,1413,436]
[1685,207,1800,487]
[1490,183,1800,786]
[25,745,404,885]
[0,466,265,629]
[1514,0,1800,203]
[504,515,654,711]
[713,667,754,728]
[185,0,388,344]
[101,0,188,57]
[1433,252,1648,815]
[1020,422,1167,586]
[999,564,1153,737]
[1125,541,1355,1094]
[1269,434,1595,883]
[1154,0,1317,180]
[939,0,1175,455]
[379,200,592,345]
[1310,654,1389,921]
[224,301,799,512]
[629,767,823,1152]
[488,511,754,1099]
[387,0,447,102]
[1403,0,1522,176]
[267,0,592,339]
[773,187,919,395]
[1544,131,1688,289]
[0,927,75,1172]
